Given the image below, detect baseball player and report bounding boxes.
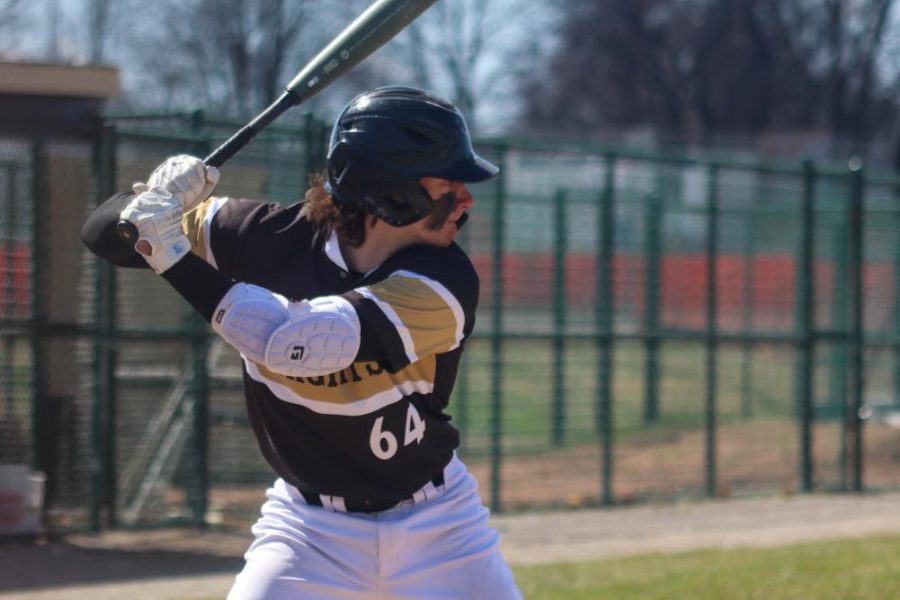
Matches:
[81,86,522,599]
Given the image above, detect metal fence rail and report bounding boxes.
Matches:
[2,116,899,532]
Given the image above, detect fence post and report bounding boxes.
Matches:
[597,154,616,505]
[29,142,48,515]
[740,190,757,419]
[189,132,212,526]
[552,189,568,446]
[831,221,849,488]
[705,163,719,498]
[3,163,20,464]
[189,108,205,133]
[644,193,661,422]
[319,121,331,166]
[895,193,900,413]
[796,160,816,492]
[187,314,209,526]
[846,159,865,492]
[489,145,507,512]
[90,125,119,530]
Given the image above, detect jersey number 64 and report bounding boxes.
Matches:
[370,405,426,460]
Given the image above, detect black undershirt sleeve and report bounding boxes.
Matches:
[82,192,234,322]
[161,253,234,322]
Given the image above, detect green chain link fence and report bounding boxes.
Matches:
[2,114,899,532]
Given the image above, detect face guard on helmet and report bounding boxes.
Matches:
[325,86,498,227]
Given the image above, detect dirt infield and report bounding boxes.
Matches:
[4,490,900,599]
[462,420,900,510]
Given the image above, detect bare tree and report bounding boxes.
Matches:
[524,1,816,140]
[0,0,126,65]
[817,0,896,153]
[1,0,538,135]
[0,0,30,58]
[112,0,545,128]
[522,0,900,158]
[87,0,114,63]
[120,0,324,117]
[387,0,555,133]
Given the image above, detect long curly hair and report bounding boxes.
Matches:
[303,171,371,248]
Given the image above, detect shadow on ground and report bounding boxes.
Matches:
[0,533,245,594]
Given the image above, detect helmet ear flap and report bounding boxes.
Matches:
[325,142,361,205]
[326,142,435,227]
[328,143,351,187]
[325,142,434,227]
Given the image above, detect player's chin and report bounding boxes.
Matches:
[429,233,455,248]
[441,220,462,244]
[423,220,460,246]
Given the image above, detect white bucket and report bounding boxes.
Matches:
[0,464,45,535]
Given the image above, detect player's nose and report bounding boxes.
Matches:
[454,184,474,212]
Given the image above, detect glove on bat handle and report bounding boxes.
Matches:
[114,93,296,245]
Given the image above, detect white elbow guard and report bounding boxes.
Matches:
[211,283,290,363]
[264,295,361,377]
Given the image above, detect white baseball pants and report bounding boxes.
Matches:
[227,455,522,599]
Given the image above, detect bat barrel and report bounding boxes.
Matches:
[284,0,437,104]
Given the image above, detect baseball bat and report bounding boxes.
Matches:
[116,0,438,245]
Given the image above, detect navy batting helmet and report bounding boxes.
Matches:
[325,86,498,226]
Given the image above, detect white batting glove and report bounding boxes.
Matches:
[132,155,220,212]
[119,188,191,274]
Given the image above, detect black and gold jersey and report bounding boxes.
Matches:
[183,196,478,506]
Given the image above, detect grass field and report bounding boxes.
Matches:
[513,533,900,599]
[455,336,804,454]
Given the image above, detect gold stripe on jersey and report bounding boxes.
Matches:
[357,271,464,364]
[182,196,228,266]
[245,354,437,416]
